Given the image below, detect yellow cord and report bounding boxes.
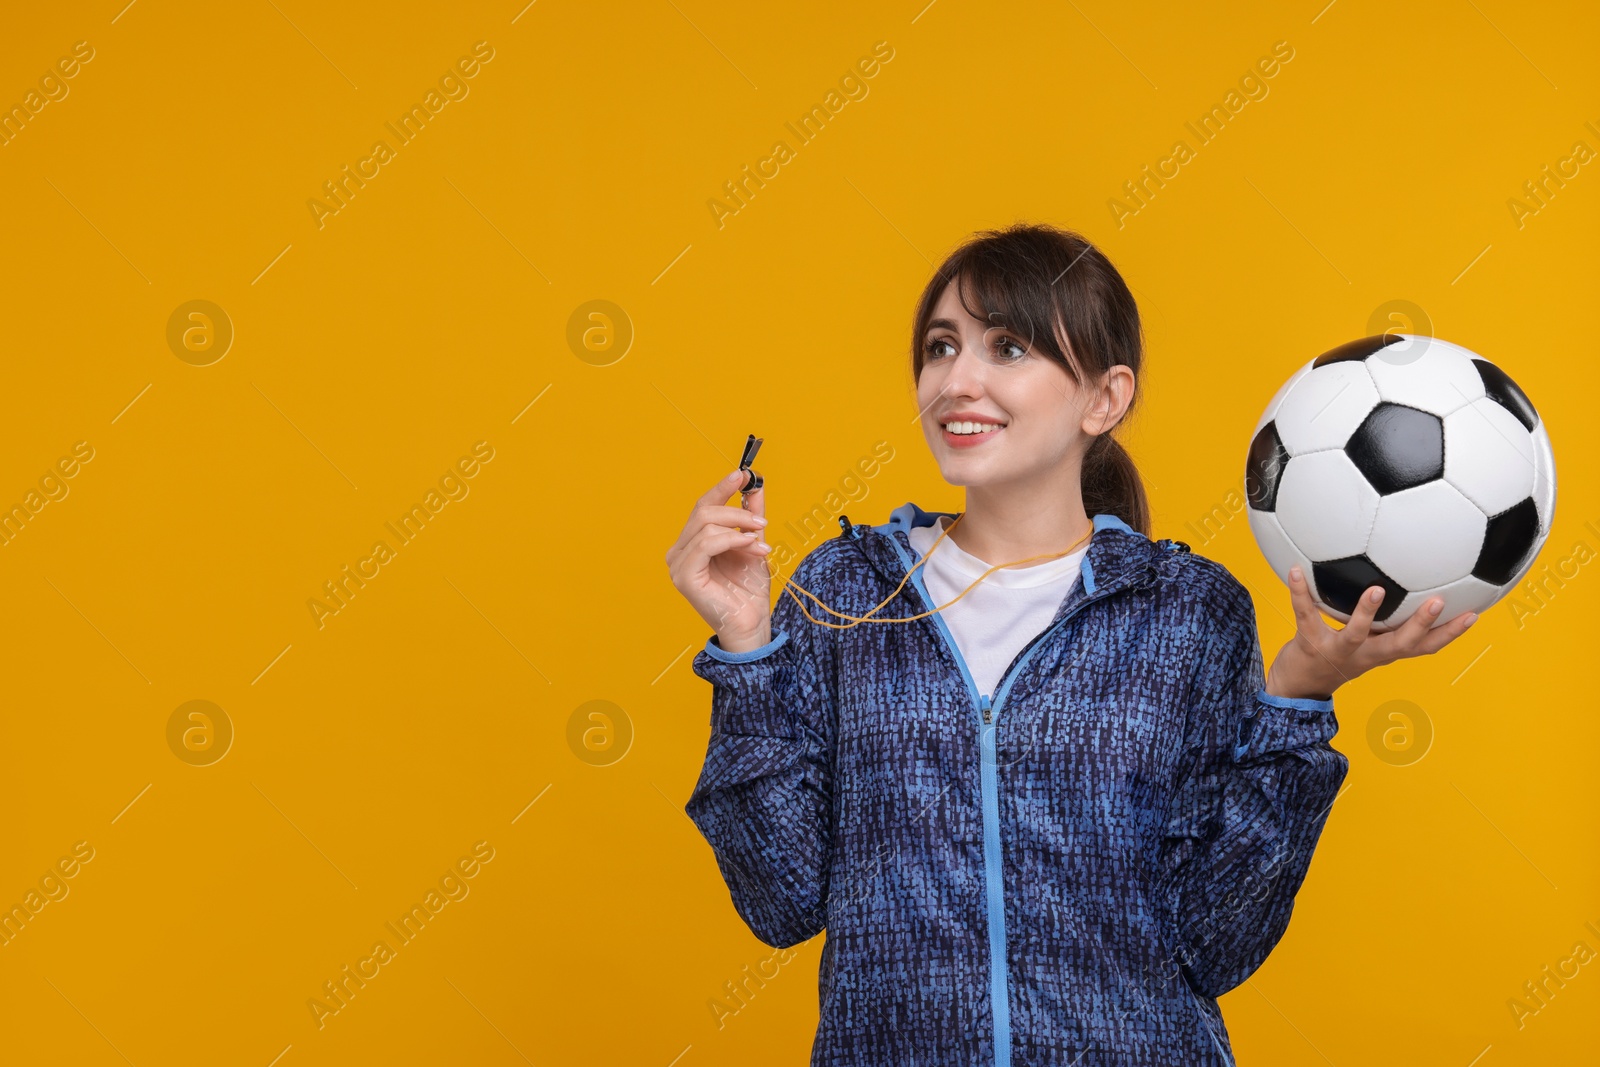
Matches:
[758,511,1095,631]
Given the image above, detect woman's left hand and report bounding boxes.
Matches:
[1264,565,1481,701]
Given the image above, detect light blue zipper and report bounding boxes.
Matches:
[887,531,1108,1067]
[976,692,1010,1066]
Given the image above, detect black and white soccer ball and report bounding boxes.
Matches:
[1245,334,1556,632]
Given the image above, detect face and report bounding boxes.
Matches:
[916,279,1110,489]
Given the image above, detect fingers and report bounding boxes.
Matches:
[1411,608,1478,657]
[692,469,765,529]
[1340,582,1384,646]
[694,523,769,560]
[670,479,766,555]
[1387,594,1445,654]
[1286,566,1326,634]
[698,503,767,532]
[695,468,753,512]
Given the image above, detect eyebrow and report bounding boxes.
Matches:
[926,316,1022,338]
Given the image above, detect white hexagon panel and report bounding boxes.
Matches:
[1366,334,1488,418]
[1366,481,1487,590]
[1273,362,1381,456]
[1274,450,1381,562]
[1442,397,1536,518]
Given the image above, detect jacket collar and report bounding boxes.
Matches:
[841,502,1163,621]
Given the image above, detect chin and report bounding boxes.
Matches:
[934,460,983,486]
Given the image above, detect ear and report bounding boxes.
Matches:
[1080,365,1136,436]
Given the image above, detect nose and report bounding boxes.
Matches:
[939,343,991,400]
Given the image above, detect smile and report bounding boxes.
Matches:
[941,421,1004,448]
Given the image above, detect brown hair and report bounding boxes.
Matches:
[910,222,1151,536]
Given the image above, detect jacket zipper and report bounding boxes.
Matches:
[884,532,1120,1067]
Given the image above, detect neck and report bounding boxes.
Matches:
[945,473,1094,569]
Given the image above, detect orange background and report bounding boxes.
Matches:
[0,1,1594,1064]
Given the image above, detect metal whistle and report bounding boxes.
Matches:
[739,433,764,503]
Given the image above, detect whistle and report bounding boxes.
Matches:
[739,433,764,499]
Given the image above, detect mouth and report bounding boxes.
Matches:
[940,418,1006,448]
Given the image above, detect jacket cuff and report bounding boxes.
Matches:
[701,629,791,664]
[692,631,800,738]
[1256,690,1335,712]
[1233,689,1339,760]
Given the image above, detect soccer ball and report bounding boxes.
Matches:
[1244,334,1556,632]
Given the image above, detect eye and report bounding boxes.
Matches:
[924,337,957,360]
[994,336,1028,361]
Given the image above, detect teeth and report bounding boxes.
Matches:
[944,421,1003,435]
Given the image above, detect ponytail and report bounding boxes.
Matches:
[1081,433,1150,538]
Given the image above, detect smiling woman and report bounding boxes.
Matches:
[672,223,1377,1066]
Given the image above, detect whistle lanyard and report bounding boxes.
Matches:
[767,512,1094,631]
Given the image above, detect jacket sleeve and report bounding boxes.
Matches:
[1153,570,1349,999]
[684,552,838,949]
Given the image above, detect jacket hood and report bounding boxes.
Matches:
[835,502,1177,611]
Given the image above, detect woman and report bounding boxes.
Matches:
[665,223,1476,1066]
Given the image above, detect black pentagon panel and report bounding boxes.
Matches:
[1313,557,1407,623]
[1245,422,1290,511]
[1312,334,1404,368]
[1473,359,1538,432]
[1346,402,1445,494]
[1474,497,1540,585]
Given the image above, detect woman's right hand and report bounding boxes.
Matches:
[666,469,774,653]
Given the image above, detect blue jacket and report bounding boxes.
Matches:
[687,503,1348,1066]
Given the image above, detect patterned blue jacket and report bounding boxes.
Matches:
[687,503,1348,1066]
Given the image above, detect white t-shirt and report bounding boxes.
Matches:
[907,515,1089,699]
